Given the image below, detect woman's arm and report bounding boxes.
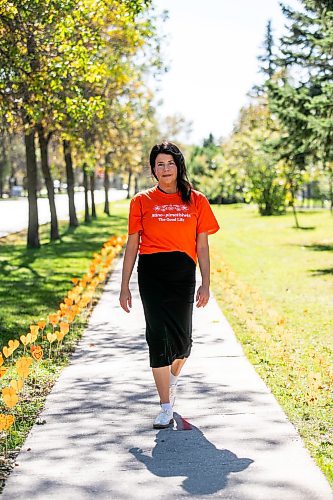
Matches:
[119,232,140,313]
[196,232,210,308]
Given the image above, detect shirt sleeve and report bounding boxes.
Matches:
[196,194,220,235]
[128,196,143,235]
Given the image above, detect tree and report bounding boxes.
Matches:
[252,19,277,96]
[258,20,276,80]
[63,139,79,227]
[267,78,313,226]
[187,134,226,203]
[37,125,60,240]
[270,0,333,211]
[0,0,162,246]
[223,103,287,215]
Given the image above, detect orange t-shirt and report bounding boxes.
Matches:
[128,186,220,264]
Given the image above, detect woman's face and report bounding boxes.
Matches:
[154,153,178,185]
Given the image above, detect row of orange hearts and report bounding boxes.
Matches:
[0,260,119,399]
[0,236,126,429]
[0,273,109,361]
[1,323,71,359]
[0,241,124,363]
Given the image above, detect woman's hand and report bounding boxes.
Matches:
[196,284,210,308]
[119,232,139,313]
[196,232,210,308]
[119,286,132,313]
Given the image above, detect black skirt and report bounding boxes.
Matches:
[137,251,196,368]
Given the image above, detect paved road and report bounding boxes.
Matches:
[2,258,333,499]
[0,189,127,238]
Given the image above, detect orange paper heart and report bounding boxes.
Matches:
[0,367,7,378]
[48,313,59,326]
[67,312,76,322]
[47,332,57,343]
[0,354,3,367]
[0,414,6,431]
[3,346,13,358]
[10,378,23,392]
[30,345,43,361]
[2,387,19,408]
[0,413,15,431]
[15,356,33,378]
[29,325,39,336]
[4,414,15,430]
[8,339,19,351]
[60,322,70,334]
[20,333,32,346]
[38,320,46,330]
[56,331,65,342]
[30,332,38,343]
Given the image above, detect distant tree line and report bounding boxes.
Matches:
[187,1,332,225]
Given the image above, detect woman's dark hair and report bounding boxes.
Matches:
[149,141,192,203]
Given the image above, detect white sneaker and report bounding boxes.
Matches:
[153,408,174,429]
[170,384,177,407]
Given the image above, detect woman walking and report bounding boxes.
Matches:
[119,141,220,428]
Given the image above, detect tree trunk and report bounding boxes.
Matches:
[306,183,311,208]
[134,175,139,195]
[290,185,300,228]
[127,168,132,199]
[63,140,79,227]
[0,158,4,198]
[83,164,91,223]
[25,129,40,248]
[37,124,60,240]
[0,132,10,198]
[329,169,333,215]
[90,171,96,218]
[104,166,110,215]
[291,202,299,227]
[0,136,4,198]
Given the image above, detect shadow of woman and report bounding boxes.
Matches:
[129,413,254,496]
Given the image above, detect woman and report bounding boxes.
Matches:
[119,141,220,429]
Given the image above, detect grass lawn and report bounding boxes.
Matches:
[209,203,333,485]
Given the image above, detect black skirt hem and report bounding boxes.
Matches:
[150,349,191,368]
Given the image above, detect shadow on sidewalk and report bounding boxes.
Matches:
[129,413,253,495]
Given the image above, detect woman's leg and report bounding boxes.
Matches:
[152,366,170,404]
[171,357,187,376]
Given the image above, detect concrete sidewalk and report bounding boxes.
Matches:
[3,257,333,499]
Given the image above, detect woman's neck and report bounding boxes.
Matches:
[157,182,177,194]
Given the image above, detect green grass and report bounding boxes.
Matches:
[209,203,333,485]
[0,200,129,488]
[0,201,129,347]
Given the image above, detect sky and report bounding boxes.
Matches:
[153,0,301,144]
